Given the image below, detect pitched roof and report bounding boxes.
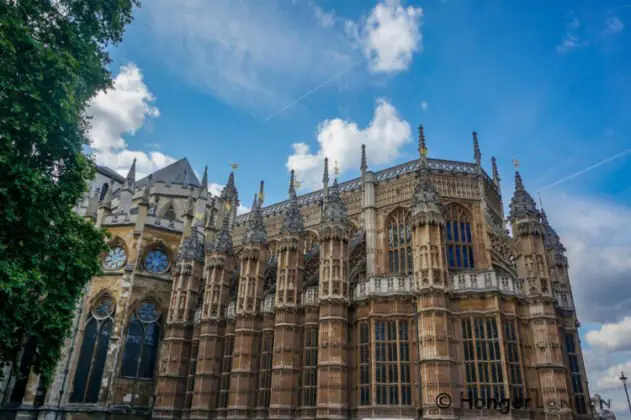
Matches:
[136,158,200,188]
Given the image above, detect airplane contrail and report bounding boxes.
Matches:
[263,57,366,122]
[538,148,631,192]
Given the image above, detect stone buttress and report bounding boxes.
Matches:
[269,170,305,420]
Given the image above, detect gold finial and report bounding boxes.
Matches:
[334,160,339,176]
[420,147,428,158]
[512,159,520,170]
[225,200,232,211]
[294,179,302,189]
[228,163,239,170]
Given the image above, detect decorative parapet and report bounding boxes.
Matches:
[261,294,275,314]
[448,270,525,295]
[353,275,415,300]
[301,287,318,306]
[235,157,496,225]
[226,301,236,320]
[146,215,184,232]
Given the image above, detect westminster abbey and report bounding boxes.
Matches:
[0,126,590,419]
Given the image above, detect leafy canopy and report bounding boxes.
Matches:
[0,0,139,383]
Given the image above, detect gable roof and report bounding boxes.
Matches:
[136,158,200,188]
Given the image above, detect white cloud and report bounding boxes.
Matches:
[586,318,631,352]
[542,192,631,323]
[556,15,589,53]
[346,0,423,73]
[86,63,176,178]
[421,100,428,111]
[605,16,624,35]
[237,204,251,215]
[208,183,223,197]
[286,98,412,190]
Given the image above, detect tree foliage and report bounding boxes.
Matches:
[0,0,139,383]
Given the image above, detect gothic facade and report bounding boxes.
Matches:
[1,127,591,420]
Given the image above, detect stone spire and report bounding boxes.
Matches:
[197,165,208,198]
[258,180,265,207]
[226,171,235,192]
[138,174,152,207]
[491,156,500,184]
[124,158,136,189]
[244,189,267,244]
[541,208,565,251]
[281,169,304,234]
[410,126,443,225]
[473,131,481,166]
[212,212,233,254]
[360,144,367,174]
[508,170,539,221]
[322,177,348,224]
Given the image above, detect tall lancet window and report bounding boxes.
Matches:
[301,326,318,407]
[257,330,274,408]
[121,302,161,379]
[444,204,474,269]
[565,333,587,414]
[359,322,371,405]
[70,296,115,403]
[386,208,412,275]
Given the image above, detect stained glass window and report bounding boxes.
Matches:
[103,246,126,270]
[70,296,115,403]
[145,249,170,274]
[445,205,474,269]
[121,302,161,379]
[375,319,411,406]
[386,209,412,275]
[462,317,505,402]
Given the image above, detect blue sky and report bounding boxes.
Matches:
[86,0,631,414]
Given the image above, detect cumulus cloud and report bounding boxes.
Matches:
[286,98,412,190]
[586,318,631,352]
[86,64,175,178]
[605,16,624,35]
[543,192,631,324]
[346,0,423,73]
[208,183,224,197]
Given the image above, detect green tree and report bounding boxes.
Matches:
[0,0,139,383]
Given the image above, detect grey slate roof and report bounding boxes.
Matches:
[136,158,200,188]
[96,165,125,184]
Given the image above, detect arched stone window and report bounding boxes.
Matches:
[386,208,412,275]
[120,302,161,379]
[99,183,109,201]
[444,204,474,269]
[267,240,279,263]
[70,295,115,403]
[160,201,177,221]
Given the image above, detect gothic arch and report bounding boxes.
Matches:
[70,293,116,403]
[157,199,179,221]
[443,203,475,270]
[303,247,320,289]
[384,207,413,275]
[99,182,109,201]
[120,300,162,380]
[263,262,277,295]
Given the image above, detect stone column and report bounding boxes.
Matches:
[190,243,234,419]
[269,233,305,419]
[153,234,205,419]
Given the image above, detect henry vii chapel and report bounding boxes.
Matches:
[1,126,590,420]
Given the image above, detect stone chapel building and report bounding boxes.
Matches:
[1,126,591,419]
